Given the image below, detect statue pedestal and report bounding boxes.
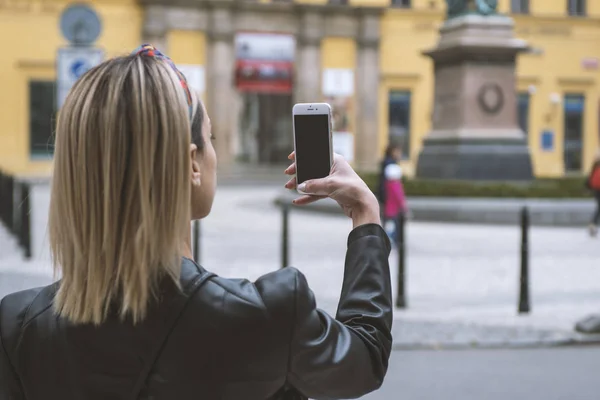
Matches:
[416,15,533,181]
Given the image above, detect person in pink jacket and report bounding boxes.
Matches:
[383,164,408,241]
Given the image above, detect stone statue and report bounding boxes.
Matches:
[446,0,498,19]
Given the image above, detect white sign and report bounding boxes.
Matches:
[57,47,104,108]
[235,32,296,61]
[333,131,354,162]
[177,65,206,94]
[581,57,599,70]
[322,69,354,97]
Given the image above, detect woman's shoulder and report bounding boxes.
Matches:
[189,267,309,325]
[0,284,57,350]
[201,267,303,308]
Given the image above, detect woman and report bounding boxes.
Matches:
[382,163,408,242]
[587,150,600,237]
[0,46,392,399]
[377,144,403,206]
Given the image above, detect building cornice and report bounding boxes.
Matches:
[139,0,385,17]
[140,0,383,46]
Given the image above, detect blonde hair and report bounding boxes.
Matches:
[49,55,195,325]
[595,149,600,163]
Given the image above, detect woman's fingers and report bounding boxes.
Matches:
[284,163,296,176]
[287,151,296,161]
[293,195,327,206]
[284,176,297,189]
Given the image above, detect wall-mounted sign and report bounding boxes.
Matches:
[333,132,354,162]
[322,69,354,97]
[57,47,104,108]
[234,32,295,94]
[581,57,599,71]
[60,4,102,46]
[325,93,355,162]
[541,130,554,152]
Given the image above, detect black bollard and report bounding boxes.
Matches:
[0,173,14,231]
[193,220,201,264]
[21,183,32,260]
[0,172,5,227]
[519,206,530,314]
[7,176,14,233]
[281,204,289,269]
[396,212,407,309]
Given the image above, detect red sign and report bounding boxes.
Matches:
[235,60,293,93]
[234,32,295,94]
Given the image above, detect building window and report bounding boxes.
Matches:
[388,91,411,159]
[391,0,411,7]
[517,92,530,136]
[29,81,56,158]
[568,0,586,16]
[511,0,529,14]
[563,94,585,173]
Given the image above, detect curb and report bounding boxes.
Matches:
[274,191,595,227]
[391,336,600,351]
[389,317,600,351]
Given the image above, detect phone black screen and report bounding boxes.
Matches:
[294,114,331,185]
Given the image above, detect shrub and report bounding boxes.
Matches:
[359,172,591,199]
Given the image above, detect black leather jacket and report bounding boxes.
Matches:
[0,224,392,400]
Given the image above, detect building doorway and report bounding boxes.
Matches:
[234,31,295,165]
[563,94,585,173]
[238,93,293,164]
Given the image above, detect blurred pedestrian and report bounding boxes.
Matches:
[0,45,392,400]
[377,144,403,207]
[587,150,600,237]
[383,164,408,242]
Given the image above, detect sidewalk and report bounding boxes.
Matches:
[2,185,600,348]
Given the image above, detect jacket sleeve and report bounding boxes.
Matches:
[0,299,25,400]
[287,224,393,400]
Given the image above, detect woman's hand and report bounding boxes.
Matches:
[284,152,381,228]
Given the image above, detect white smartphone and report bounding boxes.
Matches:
[292,103,333,195]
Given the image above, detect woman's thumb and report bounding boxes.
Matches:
[298,179,329,196]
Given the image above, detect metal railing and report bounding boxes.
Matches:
[277,203,532,315]
[0,170,32,259]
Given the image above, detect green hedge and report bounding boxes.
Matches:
[359,172,591,199]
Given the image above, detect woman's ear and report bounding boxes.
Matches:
[190,144,201,186]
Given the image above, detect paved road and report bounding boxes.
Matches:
[363,346,600,400]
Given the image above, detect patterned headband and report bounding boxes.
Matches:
[132,44,193,119]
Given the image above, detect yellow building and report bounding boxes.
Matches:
[1,0,599,179]
[0,0,142,178]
